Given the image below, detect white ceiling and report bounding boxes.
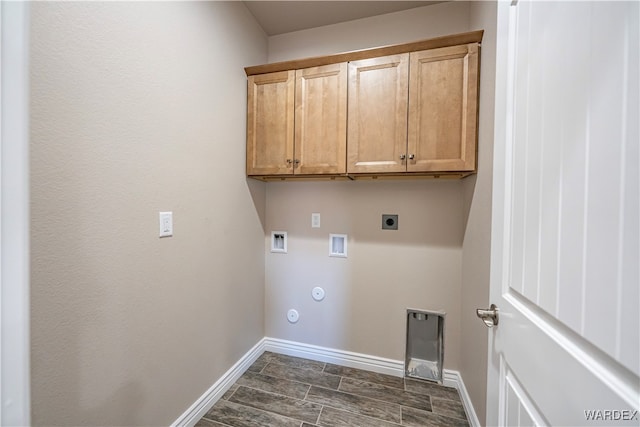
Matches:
[243,1,441,36]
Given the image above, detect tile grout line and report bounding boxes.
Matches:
[234,383,312,402]
[336,377,435,412]
[404,397,470,423]
[315,405,324,426]
[225,386,239,402]
[323,372,408,392]
[200,416,234,427]
[307,384,404,425]
[313,399,404,427]
[431,407,470,422]
[261,365,343,390]
[214,394,318,426]
[303,383,312,401]
[431,395,465,404]
[258,361,268,374]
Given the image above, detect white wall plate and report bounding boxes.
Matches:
[311,213,321,228]
[271,231,287,253]
[329,234,347,258]
[159,211,173,237]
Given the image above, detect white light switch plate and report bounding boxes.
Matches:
[159,212,173,237]
[311,213,321,228]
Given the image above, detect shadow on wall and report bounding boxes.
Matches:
[265,179,466,247]
[462,173,478,234]
[246,178,267,232]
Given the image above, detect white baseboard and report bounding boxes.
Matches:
[173,337,479,427]
[171,339,266,427]
[444,369,481,427]
[263,337,404,377]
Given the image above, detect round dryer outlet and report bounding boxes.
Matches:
[312,287,325,301]
[287,309,299,323]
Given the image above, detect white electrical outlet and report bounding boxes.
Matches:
[159,212,173,237]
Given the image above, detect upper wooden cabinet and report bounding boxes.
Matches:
[246,71,294,175]
[246,63,347,176]
[347,54,409,174]
[407,43,478,172]
[245,30,483,179]
[295,63,347,175]
[347,44,479,174]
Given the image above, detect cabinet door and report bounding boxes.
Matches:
[347,54,409,174]
[407,43,479,172]
[295,63,347,175]
[246,70,295,175]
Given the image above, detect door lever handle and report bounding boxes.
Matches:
[476,304,499,328]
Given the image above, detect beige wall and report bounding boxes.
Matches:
[266,181,465,366]
[460,2,498,424]
[267,1,471,62]
[264,2,473,370]
[29,1,496,424]
[29,2,267,425]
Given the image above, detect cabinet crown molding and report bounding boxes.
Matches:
[245,30,484,76]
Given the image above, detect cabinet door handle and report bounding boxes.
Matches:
[409,154,415,160]
[400,154,406,160]
[294,159,300,166]
[286,159,293,165]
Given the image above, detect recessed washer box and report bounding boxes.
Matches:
[382,214,398,230]
[271,231,287,253]
[329,234,347,257]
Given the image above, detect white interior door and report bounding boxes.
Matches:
[1,1,31,425]
[486,1,639,426]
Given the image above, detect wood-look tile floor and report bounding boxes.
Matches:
[197,352,469,427]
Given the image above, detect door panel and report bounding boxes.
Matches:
[347,54,408,174]
[295,63,347,175]
[246,70,295,175]
[407,44,478,172]
[502,359,546,427]
[1,2,31,425]
[488,1,639,426]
